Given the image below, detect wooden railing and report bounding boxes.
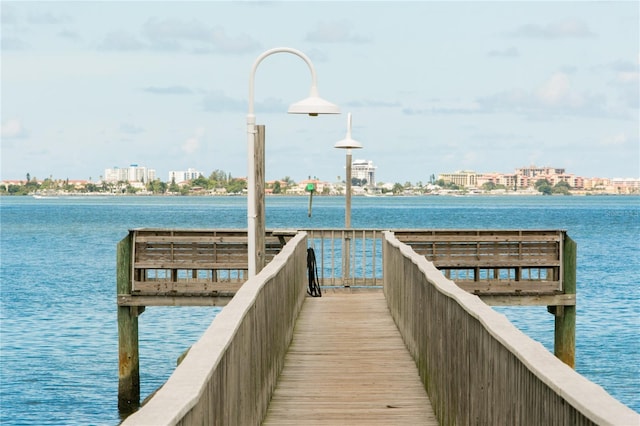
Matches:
[117,228,639,425]
[383,231,638,426]
[395,229,563,293]
[121,232,308,425]
[304,229,384,286]
[118,228,295,307]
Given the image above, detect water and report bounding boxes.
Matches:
[1,195,638,424]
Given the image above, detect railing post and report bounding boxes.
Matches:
[553,233,576,367]
[343,233,351,287]
[117,232,140,414]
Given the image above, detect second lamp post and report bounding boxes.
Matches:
[334,112,363,285]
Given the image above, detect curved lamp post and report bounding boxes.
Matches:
[334,112,362,286]
[247,47,340,277]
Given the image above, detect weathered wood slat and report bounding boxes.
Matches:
[133,281,243,294]
[480,293,576,306]
[395,232,560,243]
[134,262,248,269]
[456,281,561,293]
[263,291,437,425]
[117,295,234,307]
[432,260,560,267]
[135,235,248,243]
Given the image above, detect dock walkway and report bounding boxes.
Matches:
[263,290,438,425]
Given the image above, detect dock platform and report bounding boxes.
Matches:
[263,290,438,425]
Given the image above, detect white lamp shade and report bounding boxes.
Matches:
[288,96,340,116]
[334,112,363,149]
[287,85,340,116]
[334,137,363,149]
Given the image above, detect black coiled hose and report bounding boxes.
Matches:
[306,248,322,297]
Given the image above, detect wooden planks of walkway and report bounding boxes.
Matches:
[263,290,438,425]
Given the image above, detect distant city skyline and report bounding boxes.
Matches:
[2,2,638,183]
[3,160,636,187]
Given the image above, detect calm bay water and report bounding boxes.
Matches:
[1,194,638,424]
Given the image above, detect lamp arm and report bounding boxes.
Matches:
[247,47,319,121]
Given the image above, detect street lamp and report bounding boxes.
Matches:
[334,112,362,286]
[247,47,340,278]
[334,112,363,227]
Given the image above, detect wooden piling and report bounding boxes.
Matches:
[255,124,266,274]
[117,232,140,413]
[554,234,576,367]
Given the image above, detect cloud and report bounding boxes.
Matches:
[182,127,205,154]
[508,19,595,39]
[601,133,628,146]
[255,97,289,114]
[143,18,211,44]
[97,31,145,51]
[1,4,18,25]
[58,29,80,41]
[27,11,72,25]
[143,86,194,95]
[202,91,245,112]
[98,19,260,54]
[487,46,519,58]
[306,20,371,43]
[119,123,145,134]
[1,36,29,50]
[346,99,402,108]
[208,27,261,54]
[404,72,611,119]
[536,72,571,105]
[1,118,28,139]
[609,59,639,73]
[478,72,608,117]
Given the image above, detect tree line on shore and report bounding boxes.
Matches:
[0,170,248,196]
[1,170,573,196]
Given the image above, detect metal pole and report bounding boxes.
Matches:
[344,150,352,286]
[345,150,352,228]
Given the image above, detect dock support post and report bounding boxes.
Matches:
[117,232,140,414]
[552,234,576,368]
[254,124,266,275]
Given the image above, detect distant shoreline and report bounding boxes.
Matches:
[3,191,638,198]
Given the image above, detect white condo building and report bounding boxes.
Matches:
[104,164,155,185]
[169,168,203,184]
[352,159,377,187]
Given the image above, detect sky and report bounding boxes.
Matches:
[1,1,639,184]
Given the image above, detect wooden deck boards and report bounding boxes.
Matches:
[263,291,438,425]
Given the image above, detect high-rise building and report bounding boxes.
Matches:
[352,159,377,186]
[169,168,203,184]
[104,164,155,184]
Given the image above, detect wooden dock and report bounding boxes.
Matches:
[262,290,438,425]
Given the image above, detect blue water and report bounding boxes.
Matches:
[1,195,638,424]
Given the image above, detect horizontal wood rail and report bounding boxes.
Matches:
[394,229,565,298]
[128,228,294,299]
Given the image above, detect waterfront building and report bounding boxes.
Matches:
[352,159,377,187]
[438,170,478,188]
[168,168,203,184]
[516,166,566,178]
[104,164,155,187]
[612,178,640,194]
